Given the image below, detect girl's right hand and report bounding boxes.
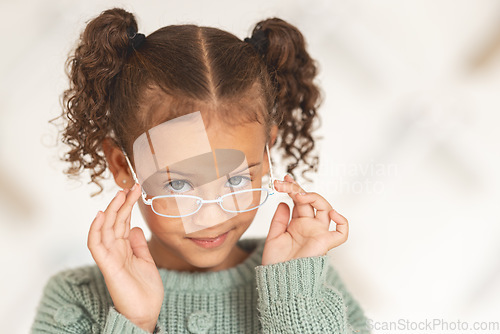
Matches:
[87,184,164,333]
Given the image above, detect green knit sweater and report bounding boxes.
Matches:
[31,237,370,333]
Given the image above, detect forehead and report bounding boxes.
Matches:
[132,110,266,184]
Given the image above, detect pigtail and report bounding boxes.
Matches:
[248,18,321,182]
[56,8,139,196]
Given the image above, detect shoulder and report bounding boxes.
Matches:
[323,260,370,328]
[323,260,346,290]
[323,259,360,301]
[32,264,112,331]
[42,263,109,301]
[45,263,103,286]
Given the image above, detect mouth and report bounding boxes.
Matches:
[186,228,233,248]
[187,229,232,241]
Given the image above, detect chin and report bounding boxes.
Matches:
[186,252,226,271]
[183,238,234,270]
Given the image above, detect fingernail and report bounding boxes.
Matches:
[298,192,307,196]
[285,173,294,181]
[131,183,138,191]
[114,190,121,198]
[95,211,101,218]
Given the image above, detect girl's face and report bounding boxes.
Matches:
[136,115,273,272]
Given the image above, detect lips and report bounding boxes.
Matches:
[187,230,231,249]
[188,232,228,241]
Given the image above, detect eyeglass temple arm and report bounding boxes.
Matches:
[121,148,152,205]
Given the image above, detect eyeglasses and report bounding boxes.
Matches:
[121,144,276,218]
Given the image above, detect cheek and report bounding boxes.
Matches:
[138,201,183,235]
[232,210,257,229]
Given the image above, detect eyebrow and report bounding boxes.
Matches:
[159,162,262,177]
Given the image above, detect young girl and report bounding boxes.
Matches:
[32,7,369,334]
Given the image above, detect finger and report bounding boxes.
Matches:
[88,211,104,248]
[284,174,301,219]
[124,215,132,239]
[122,186,136,240]
[267,202,290,241]
[274,178,315,218]
[129,227,155,264]
[114,183,142,238]
[87,211,106,257]
[101,190,127,247]
[294,192,333,224]
[327,209,349,248]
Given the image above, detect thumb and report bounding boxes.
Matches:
[129,227,155,263]
[267,202,290,241]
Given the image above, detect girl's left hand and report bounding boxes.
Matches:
[262,174,349,266]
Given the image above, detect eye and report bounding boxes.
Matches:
[226,175,252,189]
[163,179,193,193]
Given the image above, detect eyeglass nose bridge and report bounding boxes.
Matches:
[195,196,226,213]
[198,197,224,205]
[189,196,226,216]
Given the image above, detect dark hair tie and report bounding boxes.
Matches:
[126,26,145,53]
[244,29,268,55]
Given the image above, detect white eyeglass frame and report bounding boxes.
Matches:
[121,144,276,218]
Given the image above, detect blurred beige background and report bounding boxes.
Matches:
[1,0,499,333]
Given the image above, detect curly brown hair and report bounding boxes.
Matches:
[53,8,322,196]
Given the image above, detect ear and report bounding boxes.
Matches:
[102,138,134,189]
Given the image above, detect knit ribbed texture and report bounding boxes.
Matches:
[31,237,370,334]
[255,256,348,333]
[104,307,165,334]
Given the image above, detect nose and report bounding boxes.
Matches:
[190,199,233,228]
